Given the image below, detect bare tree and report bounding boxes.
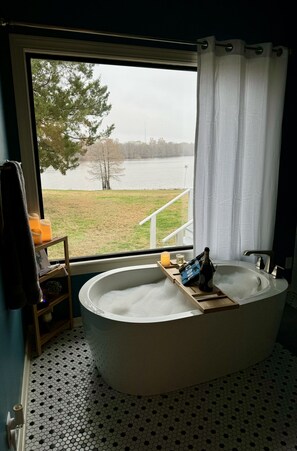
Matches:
[87,139,124,189]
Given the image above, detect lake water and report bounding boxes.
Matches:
[41,156,194,190]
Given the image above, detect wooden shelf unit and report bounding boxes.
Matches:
[32,236,73,355]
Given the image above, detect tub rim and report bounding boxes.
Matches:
[78,260,288,324]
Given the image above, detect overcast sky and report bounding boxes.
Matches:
[94,64,197,143]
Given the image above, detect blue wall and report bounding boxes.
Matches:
[72,273,97,317]
[0,33,25,451]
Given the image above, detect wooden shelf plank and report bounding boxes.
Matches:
[35,293,69,317]
[38,264,67,283]
[34,236,67,251]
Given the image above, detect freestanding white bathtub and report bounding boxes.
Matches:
[79,261,288,395]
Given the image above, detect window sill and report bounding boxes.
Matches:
[70,250,194,276]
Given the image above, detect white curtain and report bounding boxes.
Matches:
[193,36,288,261]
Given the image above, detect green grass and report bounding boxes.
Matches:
[43,189,189,259]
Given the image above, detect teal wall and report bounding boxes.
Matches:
[72,273,98,318]
[0,32,25,451]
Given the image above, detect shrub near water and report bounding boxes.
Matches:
[43,189,188,259]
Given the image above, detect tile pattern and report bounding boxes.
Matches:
[25,325,297,451]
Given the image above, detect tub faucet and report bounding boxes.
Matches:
[243,250,274,274]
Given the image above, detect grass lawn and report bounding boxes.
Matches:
[43,189,189,259]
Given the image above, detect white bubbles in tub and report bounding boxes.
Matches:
[97,278,200,317]
[213,269,267,300]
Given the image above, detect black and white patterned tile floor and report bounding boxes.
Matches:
[25,323,297,451]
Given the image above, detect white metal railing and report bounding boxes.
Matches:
[162,219,193,246]
[139,189,193,248]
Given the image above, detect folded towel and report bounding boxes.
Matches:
[0,160,42,309]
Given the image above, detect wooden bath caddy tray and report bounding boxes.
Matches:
[157,261,239,314]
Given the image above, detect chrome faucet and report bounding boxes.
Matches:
[243,250,274,274]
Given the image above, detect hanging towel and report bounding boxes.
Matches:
[0,160,42,309]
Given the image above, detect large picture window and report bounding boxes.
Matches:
[10,35,197,260]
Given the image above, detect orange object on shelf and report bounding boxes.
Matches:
[32,228,42,245]
[29,213,40,231]
[160,251,171,267]
[40,219,52,242]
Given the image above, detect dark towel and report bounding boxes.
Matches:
[0,160,42,309]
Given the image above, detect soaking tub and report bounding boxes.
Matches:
[79,261,288,395]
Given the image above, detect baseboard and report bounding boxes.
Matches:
[17,337,31,451]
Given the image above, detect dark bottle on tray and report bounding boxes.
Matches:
[198,247,215,292]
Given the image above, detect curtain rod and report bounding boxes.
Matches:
[0,18,285,55]
[1,18,197,47]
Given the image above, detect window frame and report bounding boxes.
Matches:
[10,33,197,270]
